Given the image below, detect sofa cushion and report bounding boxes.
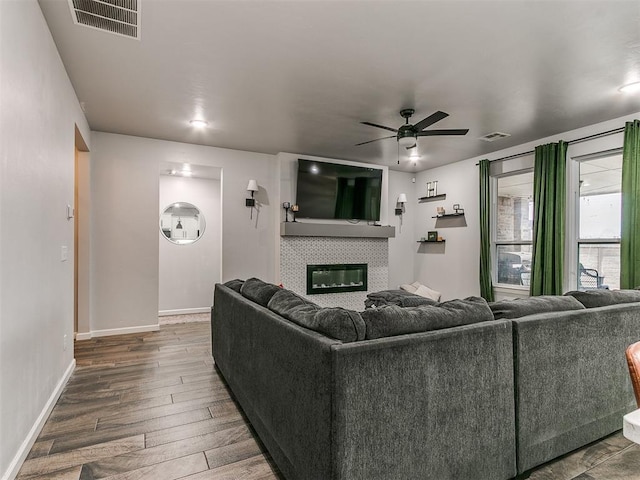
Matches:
[223,278,245,293]
[564,289,640,308]
[268,289,365,342]
[365,289,437,309]
[489,295,585,320]
[240,277,281,307]
[361,296,493,340]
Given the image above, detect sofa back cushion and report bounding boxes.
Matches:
[490,295,585,320]
[223,278,245,293]
[240,277,281,307]
[564,289,640,308]
[365,289,437,309]
[268,289,365,342]
[361,296,493,340]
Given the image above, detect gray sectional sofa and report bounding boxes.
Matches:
[211,279,640,480]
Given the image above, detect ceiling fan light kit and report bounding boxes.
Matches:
[357,108,470,163]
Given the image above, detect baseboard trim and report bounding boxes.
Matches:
[89,324,160,338]
[74,332,91,341]
[2,359,75,480]
[158,308,209,317]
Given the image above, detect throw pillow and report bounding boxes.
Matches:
[414,284,442,302]
[564,289,640,308]
[267,289,365,342]
[489,295,585,320]
[400,283,418,293]
[361,296,493,340]
[240,278,281,307]
[223,279,244,293]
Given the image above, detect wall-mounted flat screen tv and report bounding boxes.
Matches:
[295,159,383,221]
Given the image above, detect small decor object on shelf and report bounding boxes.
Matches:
[453,203,465,214]
[283,202,291,222]
[420,236,426,242]
[426,181,438,197]
[436,206,445,216]
[291,204,299,222]
[427,231,438,241]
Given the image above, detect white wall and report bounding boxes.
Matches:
[387,170,416,289]
[90,132,277,334]
[414,161,480,300]
[415,111,640,301]
[0,1,90,478]
[159,175,221,314]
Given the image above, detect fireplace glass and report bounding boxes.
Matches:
[306,263,368,295]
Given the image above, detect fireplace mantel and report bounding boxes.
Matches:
[280,222,395,238]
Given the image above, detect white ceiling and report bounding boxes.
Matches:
[38,0,640,172]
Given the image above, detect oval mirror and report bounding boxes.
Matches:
[160,202,206,245]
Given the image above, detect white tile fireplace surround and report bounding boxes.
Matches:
[280,236,388,311]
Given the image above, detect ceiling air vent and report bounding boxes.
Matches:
[479,132,511,142]
[68,0,140,39]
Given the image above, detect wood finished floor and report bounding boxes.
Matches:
[17,321,281,480]
[16,319,640,480]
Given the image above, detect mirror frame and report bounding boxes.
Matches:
[159,202,206,245]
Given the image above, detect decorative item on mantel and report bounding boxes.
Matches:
[426,181,438,197]
[283,202,291,222]
[290,204,299,222]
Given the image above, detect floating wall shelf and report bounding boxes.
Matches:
[418,194,446,203]
[431,213,465,219]
[417,240,446,243]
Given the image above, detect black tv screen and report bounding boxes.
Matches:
[295,159,383,221]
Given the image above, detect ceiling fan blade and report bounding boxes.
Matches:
[355,135,395,146]
[405,143,417,150]
[413,111,449,131]
[417,129,469,136]
[361,121,398,133]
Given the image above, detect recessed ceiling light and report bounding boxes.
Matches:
[619,82,640,94]
[181,170,192,177]
[189,119,208,128]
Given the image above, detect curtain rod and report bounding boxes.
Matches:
[476,126,626,165]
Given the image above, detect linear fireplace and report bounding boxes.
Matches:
[306,263,368,295]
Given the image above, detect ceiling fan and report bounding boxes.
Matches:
[356,109,469,149]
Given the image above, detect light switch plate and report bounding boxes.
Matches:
[61,246,68,262]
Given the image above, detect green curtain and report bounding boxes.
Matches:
[621,120,640,289]
[530,141,568,296]
[478,159,494,301]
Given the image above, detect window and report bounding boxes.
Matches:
[494,171,534,286]
[576,153,621,290]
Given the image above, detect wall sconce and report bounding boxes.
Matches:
[246,179,259,218]
[395,193,407,215]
